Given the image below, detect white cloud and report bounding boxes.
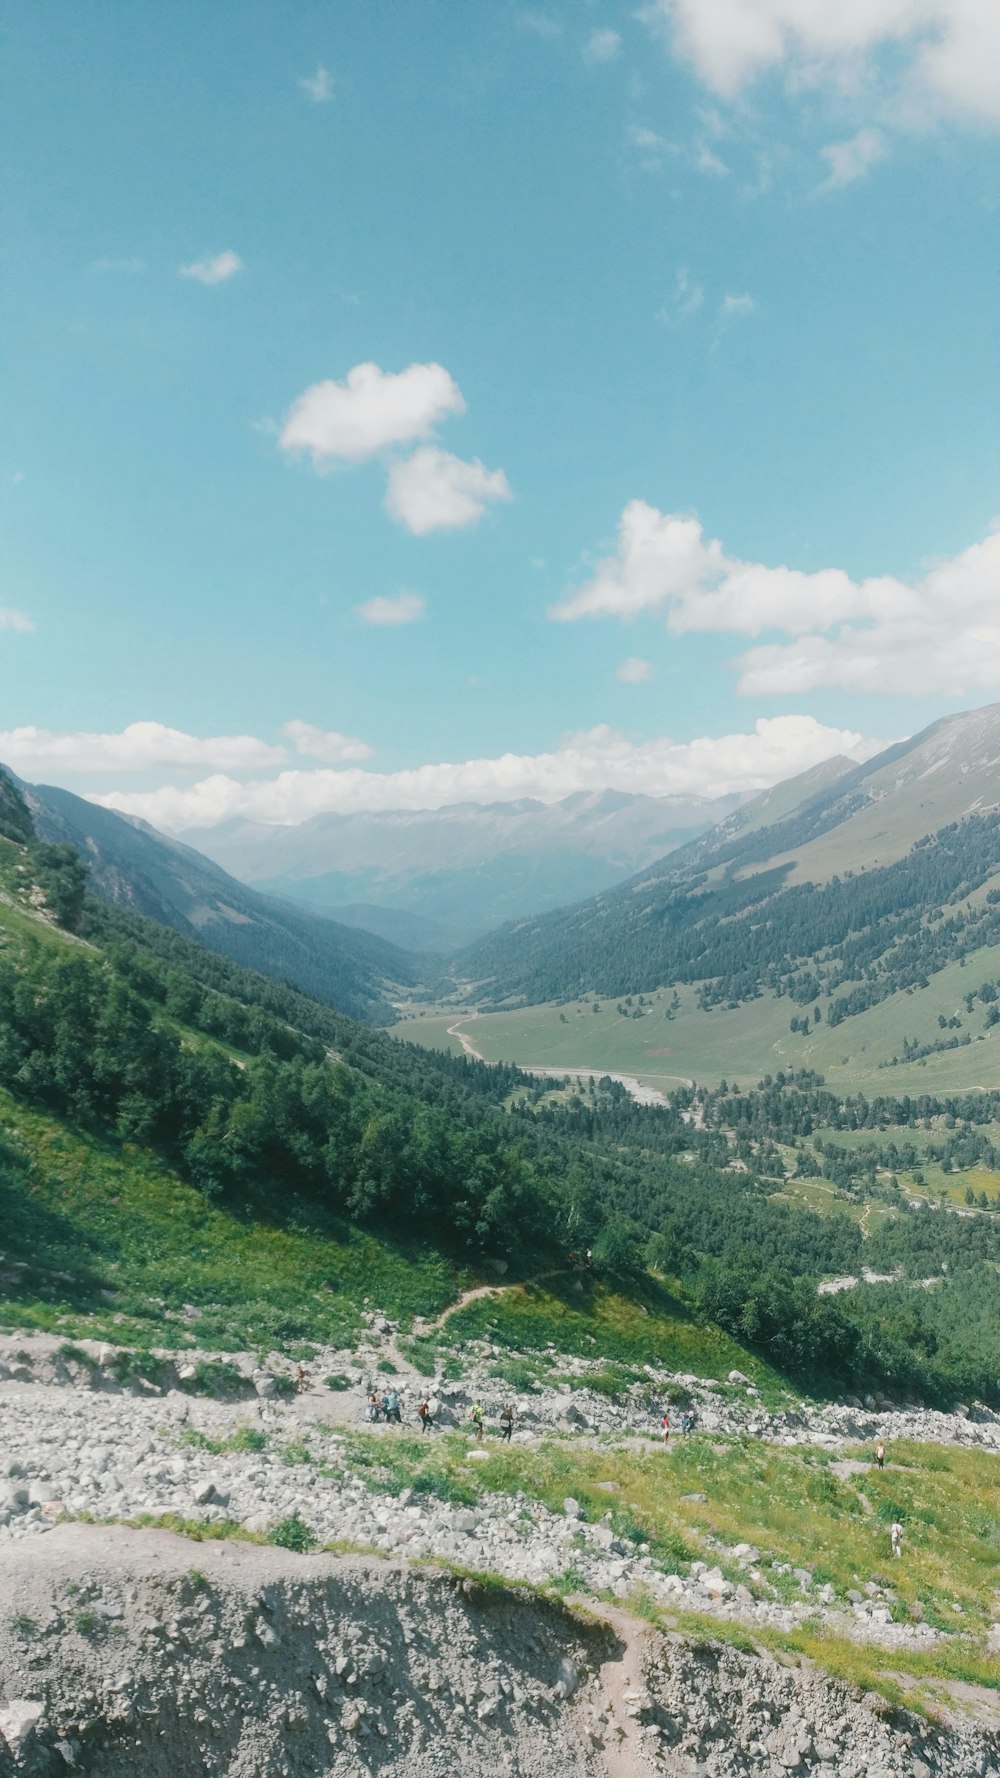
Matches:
[0,722,289,776]
[179,250,244,286]
[658,266,704,324]
[645,1,1000,127]
[280,721,373,763]
[695,143,730,175]
[720,291,756,318]
[87,715,878,830]
[626,123,677,168]
[354,591,426,626]
[552,502,1000,699]
[820,127,887,188]
[384,447,511,535]
[616,656,655,683]
[584,28,622,64]
[0,609,34,633]
[280,362,464,467]
[299,64,333,102]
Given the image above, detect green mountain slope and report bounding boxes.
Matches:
[21,777,415,1024]
[4,762,1000,1407]
[448,706,1000,1032]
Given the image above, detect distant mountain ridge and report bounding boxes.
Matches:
[449,704,1000,1010]
[19,778,414,1025]
[185,788,741,949]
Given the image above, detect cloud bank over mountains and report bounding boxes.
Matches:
[59,714,878,832]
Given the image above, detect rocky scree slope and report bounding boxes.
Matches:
[3,1329,1000,1653]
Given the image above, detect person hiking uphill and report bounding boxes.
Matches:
[660,1411,670,1447]
[890,1519,904,1559]
[470,1401,485,1443]
[417,1397,434,1433]
[382,1387,402,1425]
[499,1403,515,1442]
[875,1440,886,1471]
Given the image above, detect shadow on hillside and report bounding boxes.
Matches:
[0,1148,110,1312]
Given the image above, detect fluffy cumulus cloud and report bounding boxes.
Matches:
[0,722,288,775]
[354,591,426,626]
[0,608,34,633]
[279,362,510,535]
[384,448,511,535]
[88,715,877,831]
[552,502,1000,698]
[0,721,372,777]
[279,362,465,466]
[646,0,1000,127]
[179,250,243,285]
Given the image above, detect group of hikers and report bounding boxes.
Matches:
[659,1408,698,1443]
[364,1387,517,1440]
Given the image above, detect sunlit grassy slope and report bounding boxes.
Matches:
[397,947,1000,1095]
[329,1425,1000,1708]
[0,1089,460,1350]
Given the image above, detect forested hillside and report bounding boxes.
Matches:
[449,708,1000,1025]
[22,777,413,1024]
[3,764,1000,1409]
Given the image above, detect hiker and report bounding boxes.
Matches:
[295,1363,308,1395]
[890,1520,904,1559]
[660,1412,670,1447]
[499,1403,515,1442]
[681,1409,693,1435]
[383,1387,402,1425]
[471,1401,485,1442]
[367,1390,381,1424]
[417,1397,434,1433]
[875,1440,886,1471]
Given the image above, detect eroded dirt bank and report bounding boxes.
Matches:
[0,1525,997,1778]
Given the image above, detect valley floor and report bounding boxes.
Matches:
[396,949,1000,1096]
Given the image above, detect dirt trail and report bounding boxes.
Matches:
[447,1011,483,1059]
[582,1601,664,1775]
[418,1269,568,1335]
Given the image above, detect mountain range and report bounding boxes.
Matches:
[21,778,413,1025]
[449,704,1000,1012]
[184,789,738,951]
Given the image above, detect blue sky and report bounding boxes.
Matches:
[3,0,999,829]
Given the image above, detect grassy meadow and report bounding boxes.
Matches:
[397,944,1000,1096]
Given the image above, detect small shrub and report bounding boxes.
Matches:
[268,1514,316,1553]
[377,1357,397,1374]
[325,1373,351,1391]
[281,1439,312,1466]
[180,1359,246,1398]
[58,1343,96,1369]
[227,1425,267,1453]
